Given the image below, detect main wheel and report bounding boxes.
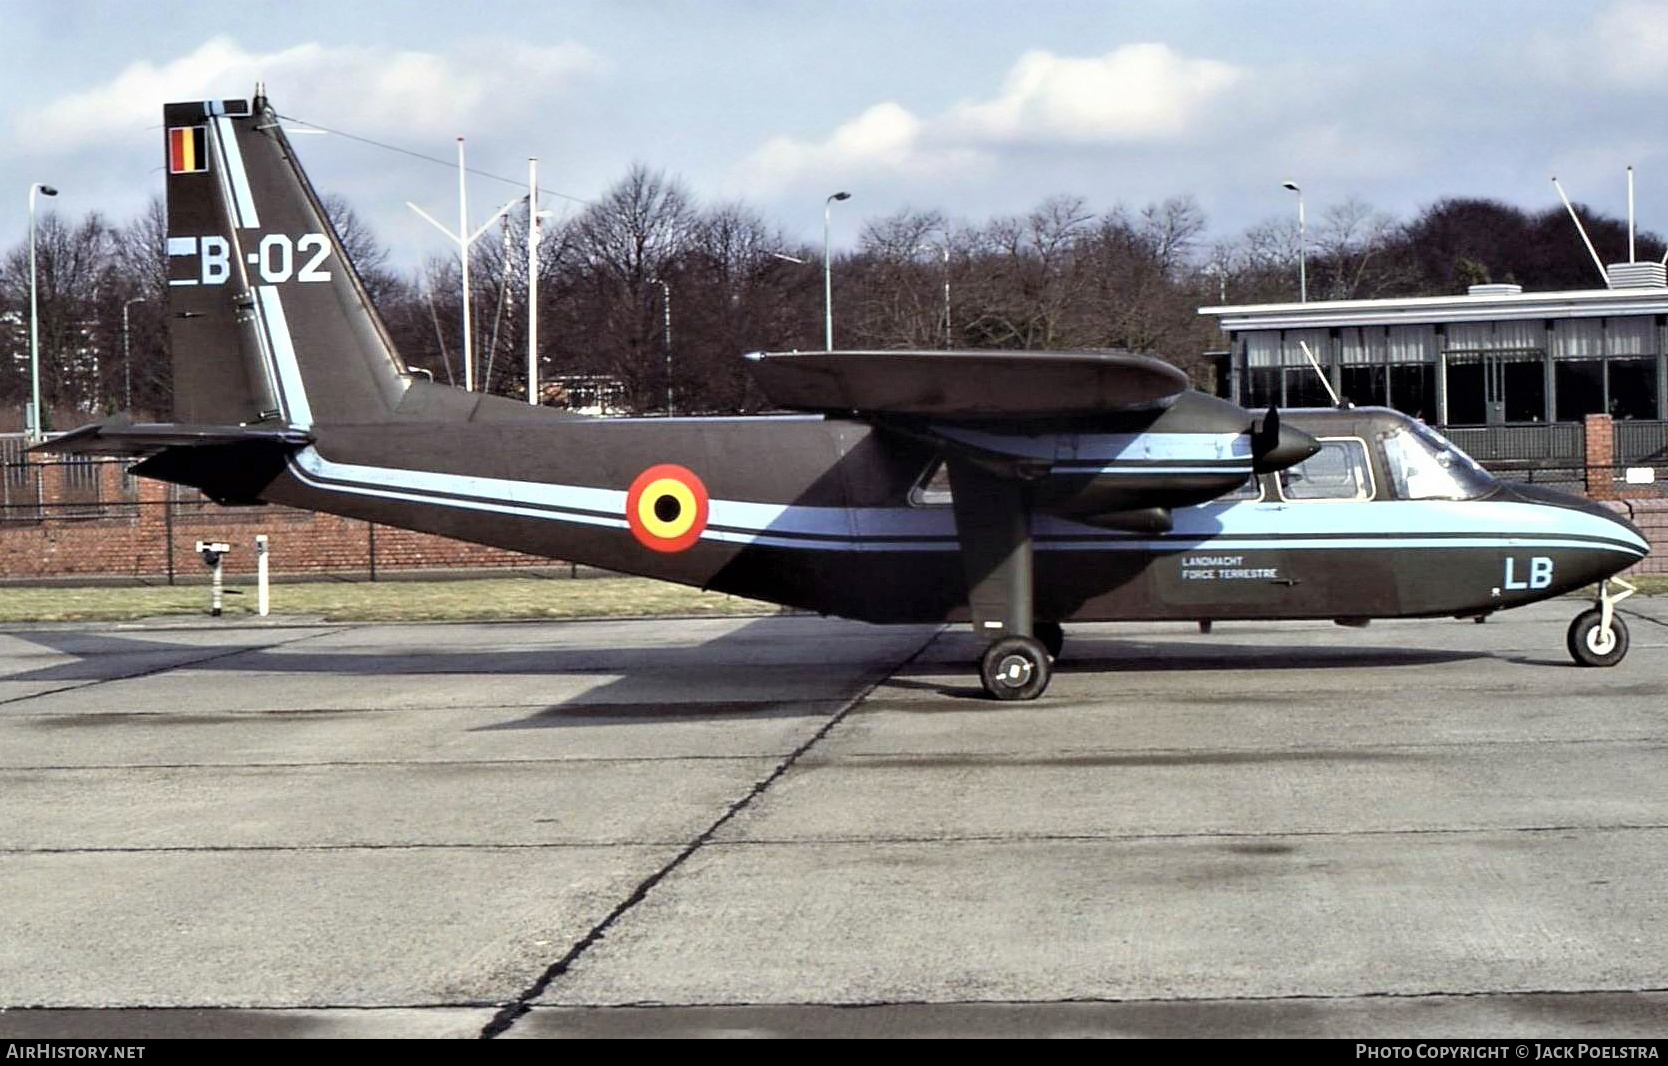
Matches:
[981,636,1052,700]
[1567,608,1630,667]
[1034,621,1064,660]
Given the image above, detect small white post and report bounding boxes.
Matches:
[210,556,224,618]
[256,534,270,617]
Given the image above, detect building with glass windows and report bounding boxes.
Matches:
[1200,273,1668,427]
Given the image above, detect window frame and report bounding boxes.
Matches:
[1274,436,1376,503]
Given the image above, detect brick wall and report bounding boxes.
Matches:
[1584,413,1618,500]
[0,458,544,580]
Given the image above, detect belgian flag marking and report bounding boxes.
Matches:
[168,126,208,174]
[626,464,709,552]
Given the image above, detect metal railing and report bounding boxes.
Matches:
[1441,422,1585,462]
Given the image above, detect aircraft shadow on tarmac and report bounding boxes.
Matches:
[0,621,828,684]
[0,621,891,728]
[884,636,1492,700]
[0,623,1496,720]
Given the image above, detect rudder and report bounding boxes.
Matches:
[164,90,410,427]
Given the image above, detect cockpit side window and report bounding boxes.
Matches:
[1379,423,1495,501]
[1277,438,1375,501]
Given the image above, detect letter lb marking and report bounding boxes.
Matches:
[1504,556,1554,591]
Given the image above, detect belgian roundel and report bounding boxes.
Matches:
[626,464,710,552]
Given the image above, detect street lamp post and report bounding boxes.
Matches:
[1282,180,1306,303]
[921,242,950,348]
[27,182,58,441]
[652,279,672,414]
[940,245,950,349]
[122,297,144,411]
[824,191,851,350]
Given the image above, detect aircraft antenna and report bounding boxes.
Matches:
[1551,177,1611,286]
[1296,340,1342,407]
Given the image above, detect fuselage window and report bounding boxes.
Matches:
[910,459,954,506]
[1277,438,1374,501]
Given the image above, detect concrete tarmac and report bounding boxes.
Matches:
[0,601,1665,1039]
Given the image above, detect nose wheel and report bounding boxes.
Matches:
[1567,578,1635,667]
[981,636,1052,700]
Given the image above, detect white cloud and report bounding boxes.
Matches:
[948,43,1245,144]
[742,102,988,193]
[737,42,1244,194]
[14,36,606,151]
[1588,0,1668,86]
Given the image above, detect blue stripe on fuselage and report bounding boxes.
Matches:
[285,448,1648,559]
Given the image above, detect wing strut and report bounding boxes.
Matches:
[946,458,1052,700]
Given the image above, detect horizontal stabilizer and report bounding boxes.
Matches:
[745,349,1189,418]
[30,418,314,459]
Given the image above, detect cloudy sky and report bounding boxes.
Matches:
[4,0,1667,265]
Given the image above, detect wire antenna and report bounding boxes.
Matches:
[1551,177,1611,286]
[1296,340,1342,407]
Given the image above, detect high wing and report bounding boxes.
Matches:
[747,348,1320,693]
[743,349,1189,418]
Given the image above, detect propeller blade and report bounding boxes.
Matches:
[1251,405,1321,474]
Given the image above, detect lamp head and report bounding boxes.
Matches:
[1281,181,1300,193]
[831,191,851,202]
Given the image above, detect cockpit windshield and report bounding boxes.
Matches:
[1379,420,1495,501]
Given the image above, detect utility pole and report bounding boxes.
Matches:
[1282,180,1306,303]
[28,181,58,441]
[122,297,144,410]
[824,191,851,350]
[653,279,672,414]
[527,157,540,404]
[407,137,521,392]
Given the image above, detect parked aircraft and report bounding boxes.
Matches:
[41,91,1650,699]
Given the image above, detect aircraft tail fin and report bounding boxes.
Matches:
[163,91,411,427]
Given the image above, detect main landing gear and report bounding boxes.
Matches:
[1567,577,1636,668]
[943,458,1062,701]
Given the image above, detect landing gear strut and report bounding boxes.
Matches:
[945,458,1056,701]
[1567,577,1635,668]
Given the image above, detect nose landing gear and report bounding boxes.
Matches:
[1567,577,1635,667]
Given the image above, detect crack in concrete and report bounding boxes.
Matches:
[477,631,945,1040]
[9,819,1668,857]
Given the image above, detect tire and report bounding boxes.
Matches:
[981,636,1052,700]
[1567,608,1629,667]
[1034,621,1064,660]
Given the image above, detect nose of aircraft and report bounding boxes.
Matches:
[1497,480,1651,583]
